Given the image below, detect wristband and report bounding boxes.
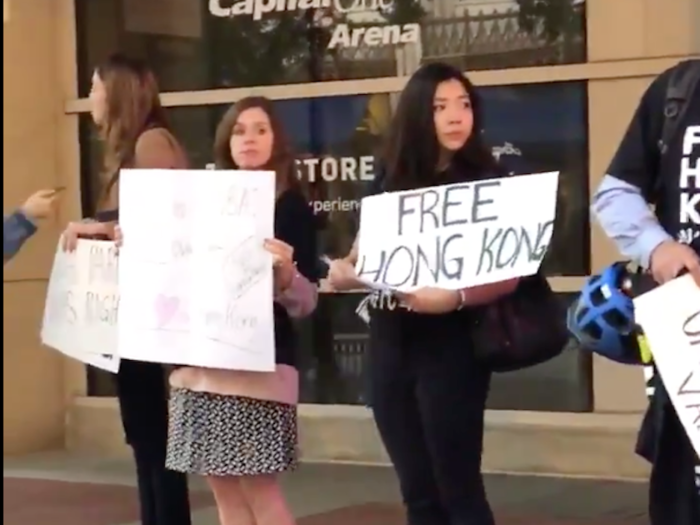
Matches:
[456,289,468,310]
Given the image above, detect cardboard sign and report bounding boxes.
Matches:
[355,171,559,292]
[41,239,120,373]
[634,274,700,456]
[117,169,277,372]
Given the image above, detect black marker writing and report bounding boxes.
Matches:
[396,181,500,236]
[476,220,554,275]
[356,233,463,288]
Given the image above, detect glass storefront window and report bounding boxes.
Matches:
[82,81,590,410]
[75,0,587,95]
[298,292,593,411]
[481,81,590,276]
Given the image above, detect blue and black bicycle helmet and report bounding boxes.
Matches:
[567,262,642,365]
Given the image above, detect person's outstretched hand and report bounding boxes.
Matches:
[61,221,117,252]
[20,188,60,221]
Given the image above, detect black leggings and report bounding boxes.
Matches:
[368,323,494,525]
[649,408,700,525]
[132,445,192,525]
[116,360,192,525]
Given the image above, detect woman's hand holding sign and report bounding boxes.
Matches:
[327,258,364,291]
[396,288,462,314]
[61,220,119,252]
[113,225,124,248]
[264,238,296,294]
[399,278,520,314]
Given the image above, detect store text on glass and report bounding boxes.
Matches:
[208,0,420,48]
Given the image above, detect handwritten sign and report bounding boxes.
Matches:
[355,172,559,292]
[41,239,120,373]
[117,169,276,372]
[634,275,700,456]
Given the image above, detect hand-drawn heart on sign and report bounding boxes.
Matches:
[155,294,180,328]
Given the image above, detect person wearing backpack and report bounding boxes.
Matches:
[590,59,700,524]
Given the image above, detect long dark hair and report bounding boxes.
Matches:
[213,96,300,195]
[382,62,500,191]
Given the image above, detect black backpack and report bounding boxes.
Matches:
[657,59,700,159]
[653,59,700,250]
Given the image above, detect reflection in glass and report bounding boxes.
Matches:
[481,81,590,276]
[276,94,391,257]
[75,0,587,94]
[488,292,592,412]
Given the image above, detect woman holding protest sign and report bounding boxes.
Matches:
[60,54,192,525]
[327,63,522,525]
[162,96,318,525]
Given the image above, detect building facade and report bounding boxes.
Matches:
[3,0,699,475]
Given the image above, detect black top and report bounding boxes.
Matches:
[606,63,700,252]
[94,209,119,223]
[361,166,475,340]
[607,63,700,471]
[272,189,318,367]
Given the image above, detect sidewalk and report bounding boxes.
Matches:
[3,453,648,525]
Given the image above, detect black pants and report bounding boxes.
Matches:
[132,446,192,525]
[368,318,494,525]
[648,407,700,525]
[116,360,192,525]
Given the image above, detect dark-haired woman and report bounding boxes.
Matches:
[164,96,318,525]
[61,54,192,525]
[328,63,519,525]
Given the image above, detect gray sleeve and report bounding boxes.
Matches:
[591,175,672,268]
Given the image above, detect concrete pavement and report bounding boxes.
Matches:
[4,453,648,524]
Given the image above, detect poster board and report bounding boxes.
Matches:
[41,239,120,373]
[634,274,700,456]
[117,169,277,372]
[355,171,559,292]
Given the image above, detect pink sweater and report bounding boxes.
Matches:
[169,273,318,405]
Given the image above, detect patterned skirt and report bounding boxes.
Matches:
[166,388,298,477]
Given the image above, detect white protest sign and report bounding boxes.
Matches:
[355,171,559,292]
[117,169,276,372]
[41,239,120,373]
[634,274,700,456]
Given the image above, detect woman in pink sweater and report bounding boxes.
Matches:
[165,97,318,525]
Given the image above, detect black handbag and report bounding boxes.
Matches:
[470,273,569,372]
